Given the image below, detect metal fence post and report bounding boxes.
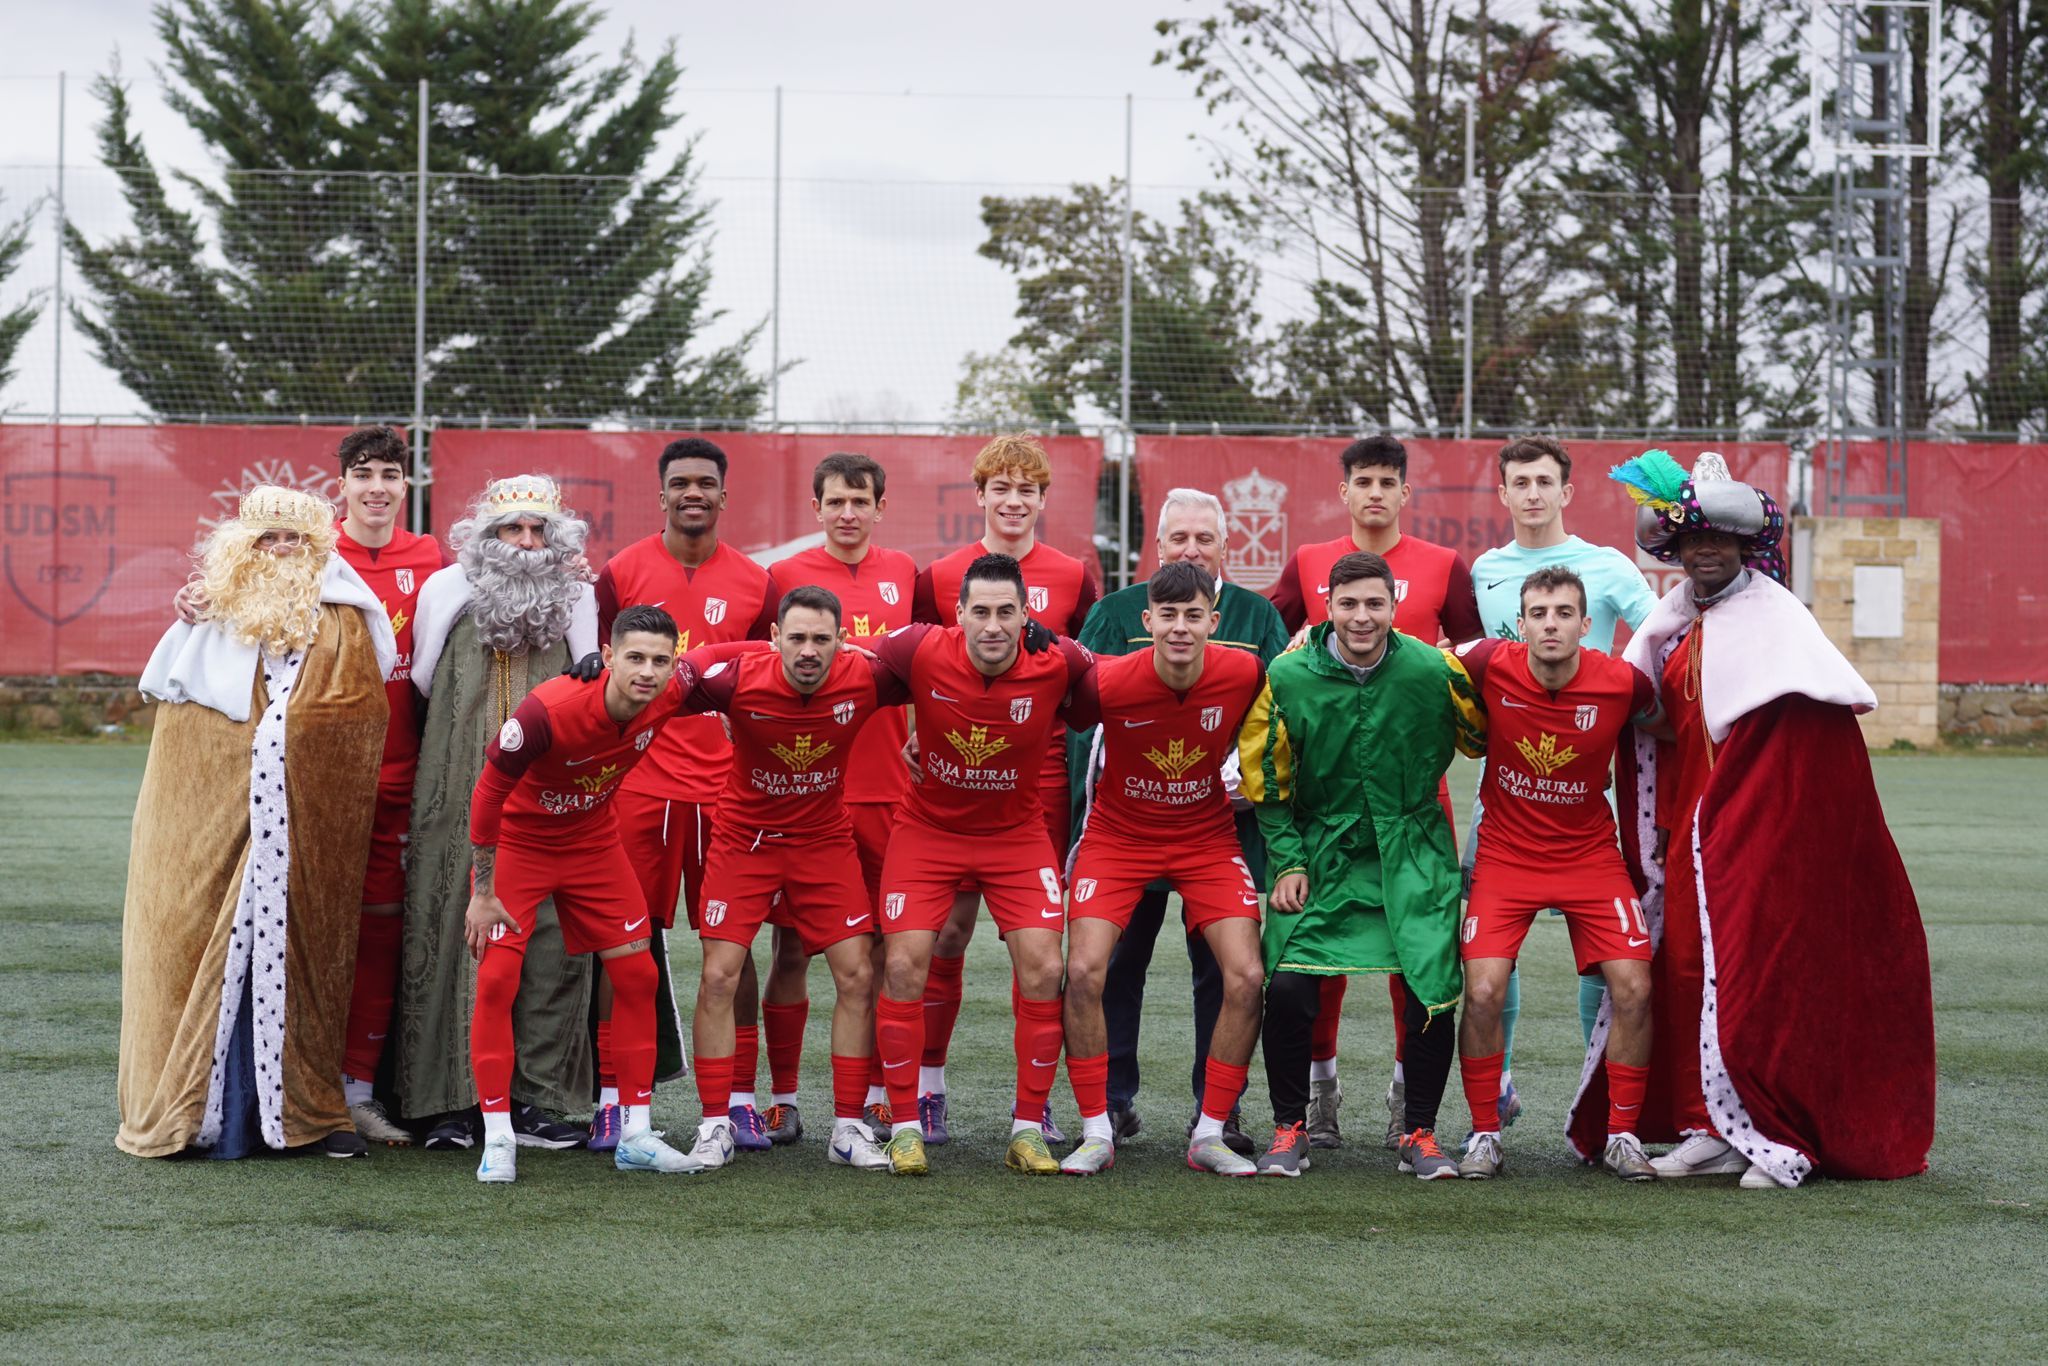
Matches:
[411,77,429,533]
[771,85,783,427]
[1118,93,1134,589]
[1461,98,1475,442]
[52,72,65,423]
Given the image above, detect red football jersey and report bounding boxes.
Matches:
[685,645,907,838]
[1458,638,1653,873]
[768,543,919,805]
[870,622,1094,833]
[470,668,696,849]
[1269,532,1481,644]
[1066,645,1265,845]
[595,535,777,803]
[336,526,447,771]
[911,540,1099,636]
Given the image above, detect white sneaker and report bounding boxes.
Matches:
[1650,1133,1748,1178]
[1603,1132,1657,1182]
[1739,1163,1783,1190]
[688,1119,735,1170]
[1059,1135,1116,1175]
[615,1128,706,1175]
[828,1121,889,1170]
[1459,1130,1504,1179]
[475,1133,517,1184]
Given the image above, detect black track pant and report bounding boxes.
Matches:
[1264,970,1456,1132]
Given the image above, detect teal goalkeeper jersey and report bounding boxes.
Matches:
[1470,535,1657,653]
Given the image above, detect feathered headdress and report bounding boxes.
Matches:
[1609,450,1787,583]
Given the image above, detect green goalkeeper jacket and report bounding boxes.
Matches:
[1236,623,1486,1014]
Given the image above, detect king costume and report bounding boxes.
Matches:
[118,487,396,1158]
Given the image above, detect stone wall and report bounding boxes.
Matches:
[1794,515,1941,749]
[0,676,154,733]
[1940,684,2048,739]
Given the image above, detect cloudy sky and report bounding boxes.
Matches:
[0,1,1235,423]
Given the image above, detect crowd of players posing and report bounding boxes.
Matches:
[316,427,1684,1185]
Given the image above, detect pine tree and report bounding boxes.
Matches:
[0,195,41,402]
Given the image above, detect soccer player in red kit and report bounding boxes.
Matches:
[463,606,709,1183]
[680,587,910,1172]
[592,438,777,1152]
[909,434,1099,1143]
[1450,567,1663,1182]
[1265,434,1484,1153]
[178,424,447,1150]
[761,453,918,1144]
[871,554,1095,1176]
[1057,562,1268,1177]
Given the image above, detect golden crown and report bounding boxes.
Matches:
[238,484,334,535]
[482,474,564,520]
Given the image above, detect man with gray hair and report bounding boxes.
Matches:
[1065,487,1289,1154]
[392,474,603,1151]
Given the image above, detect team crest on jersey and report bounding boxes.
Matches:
[879,581,900,606]
[497,718,524,751]
[1074,878,1097,902]
[703,597,728,625]
[885,893,906,921]
[833,700,856,725]
[705,900,728,927]
[1028,585,1048,614]
[1394,579,1410,602]
[635,729,654,751]
[1038,868,1062,901]
[1200,705,1224,732]
[1010,696,1033,723]
[395,567,415,595]
[1574,704,1599,731]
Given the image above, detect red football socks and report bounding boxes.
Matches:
[762,1000,808,1095]
[1607,1060,1649,1136]
[693,1053,734,1122]
[468,942,522,1114]
[595,1016,616,1090]
[1201,1058,1249,1122]
[1311,974,1347,1062]
[1461,1050,1504,1133]
[920,954,965,1067]
[875,993,924,1117]
[341,912,404,1080]
[1067,1051,1109,1120]
[1012,994,1063,1122]
[601,951,658,1107]
[830,1054,868,1122]
[733,1023,760,1096]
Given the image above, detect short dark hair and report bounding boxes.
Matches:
[610,604,679,646]
[659,437,728,485]
[1519,565,1588,615]
[778,585,842,627]
[1498,435,1572,483]
[337,425,411,476]
[813,452,886,502]
[959,552,1027,606]
[1340,435,1407,481]
[1328,551,1396,600]
[1146,560,1216,608]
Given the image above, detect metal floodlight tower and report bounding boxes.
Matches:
[1810,0,1942,515]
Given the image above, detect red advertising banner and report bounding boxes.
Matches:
[1132,436,1790,610]
[1895,444,2045,684]
[1,424,360,675]
[425,430,1103,573]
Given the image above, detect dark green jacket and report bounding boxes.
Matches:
[1237,624,1486,1012]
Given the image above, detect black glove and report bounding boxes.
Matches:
[1022,617,1057,655]
[563,651,603,681]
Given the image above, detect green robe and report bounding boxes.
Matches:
[1066,579,1291,881]
[1236,624,1486,1013]
[393,613,595,1119]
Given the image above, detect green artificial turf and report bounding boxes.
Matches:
[2,745,2043,1360]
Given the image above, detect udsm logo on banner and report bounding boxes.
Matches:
[1223,468,1289,591]
[3,471,118,626]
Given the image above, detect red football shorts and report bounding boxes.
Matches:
[1068,830,1259,935]
[360,775,413,905]
[848,801,897,904]
[698,828,876,956]
[614,790,713,930]
[881,814,1066,938]
[1462,868,1651,974]
[493,836,650,957]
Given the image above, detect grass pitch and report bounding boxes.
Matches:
[2,743,2044,1361]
